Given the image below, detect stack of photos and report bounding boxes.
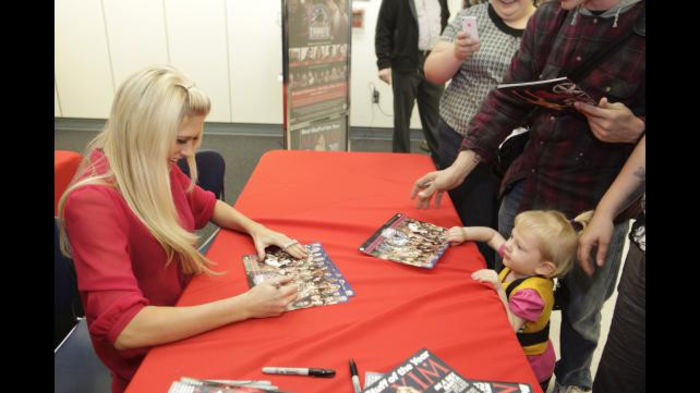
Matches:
[168,377,284,393]
[242,242,354,311]
[359,213,448,269]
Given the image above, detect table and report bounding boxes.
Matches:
[125,150,541,393]
[55,150,83,215]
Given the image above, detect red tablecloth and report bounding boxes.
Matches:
[54,150,83,215]
[125,150,541,393]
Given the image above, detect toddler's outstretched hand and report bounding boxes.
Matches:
[446,226,467,245]
[471,269,500,291]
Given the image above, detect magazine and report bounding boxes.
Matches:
[496,76,596,111]
[243,242,352,310]
[359,213,448,269]
[362,348,533,393]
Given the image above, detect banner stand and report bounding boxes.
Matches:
[282,0,352,151]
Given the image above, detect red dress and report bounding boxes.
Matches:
[63,150,217,393]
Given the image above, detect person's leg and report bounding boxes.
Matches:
[438,121,499,268]
[391,69,418,154]
[415,60,443,165]
[592,242,645,393]
[495,179,526,272]
[454,164,500,268]
[553,220,630,391]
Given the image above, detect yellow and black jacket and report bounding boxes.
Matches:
[498,267,554,355]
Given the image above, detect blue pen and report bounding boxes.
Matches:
[349,359,361,393]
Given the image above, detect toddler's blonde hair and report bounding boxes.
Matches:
[513,210,593,278]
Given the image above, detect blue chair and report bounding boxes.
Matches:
[178,150,226,254]
[177,149,226,200]
[55,319,112,393]
[54,219,112,392]
[54,219,82,348]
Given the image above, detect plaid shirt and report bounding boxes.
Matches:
[462,1,645,218]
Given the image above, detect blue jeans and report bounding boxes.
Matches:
[495,180,527,271]
[497,180,629,390]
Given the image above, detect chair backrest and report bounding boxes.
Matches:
[55,319,113,393]
[55,219,112,392]
[177,150,226,200]
[55,150,83,215]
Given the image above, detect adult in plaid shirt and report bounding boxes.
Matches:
[411,1,645,392]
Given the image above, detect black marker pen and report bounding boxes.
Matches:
[349,359,361,393]
[262,367,336,378]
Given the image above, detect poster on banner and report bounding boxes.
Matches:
[290,116,347,151]
[283,0,351,150]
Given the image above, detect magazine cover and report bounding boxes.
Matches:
[359,213,448,269]
[362,348,533,393]
[242,242,352,310]
[496,76,596,111]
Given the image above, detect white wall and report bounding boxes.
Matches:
[55,0,114,118]
[226,1,284,124]
[55,0,462,128]
[102,0,170,89]
[55,82,62,117]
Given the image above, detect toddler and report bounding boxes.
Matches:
[447,210,590,392]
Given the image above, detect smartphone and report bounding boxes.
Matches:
[462,15,479,40]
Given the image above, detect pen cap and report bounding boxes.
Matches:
[349,359,358,375]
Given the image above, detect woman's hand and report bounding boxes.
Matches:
[471,269,501,291]
[453,31,480,61]
[411,168,462,209]
[242,276,299,318]
[411,150,479,209]
[249,225,309,261]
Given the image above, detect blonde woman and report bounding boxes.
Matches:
[446,210,590,392]
[57,65,308,393]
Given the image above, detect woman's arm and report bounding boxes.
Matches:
[115,275,297,350]
[424,31,479,84]
[210,200,308,260]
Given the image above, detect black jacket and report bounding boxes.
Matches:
[375,0,450,72]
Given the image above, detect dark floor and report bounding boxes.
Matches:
[55,129,432,246]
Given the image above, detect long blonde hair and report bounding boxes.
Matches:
[513,210,593,278]
[57,65,216,275]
